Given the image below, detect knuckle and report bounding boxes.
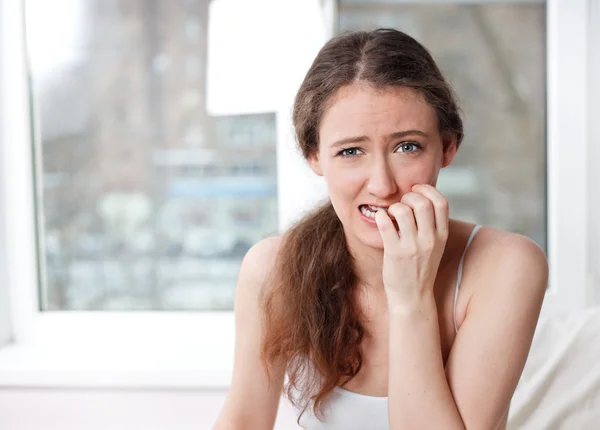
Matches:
[414,199,431,211]
[400,192,418,204]
[397,205,412,217]
[422,238,436,251]
[437,198,449,210]
[406,245,420,257]
[402,192,433,212]
[390,203,410,217]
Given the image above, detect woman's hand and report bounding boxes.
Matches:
[374,184,449,312]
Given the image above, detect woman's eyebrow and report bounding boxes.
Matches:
[330,130,428,148]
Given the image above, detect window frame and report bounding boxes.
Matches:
[0,0,13,348]
[0,0,592,388]
[588,0,600,307]
[542,0,591,314]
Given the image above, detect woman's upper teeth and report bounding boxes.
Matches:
[367,205,388,211]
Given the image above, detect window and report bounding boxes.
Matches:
[27,0,283,311]
[0,0,592,389]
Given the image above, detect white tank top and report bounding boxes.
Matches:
[295,225,482,429]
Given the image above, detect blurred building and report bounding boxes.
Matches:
[35,0,278,310]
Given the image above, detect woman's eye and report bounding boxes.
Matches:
[338,148,361,157]
[397,142,420,153]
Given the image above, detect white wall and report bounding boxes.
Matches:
[0,389,301,430]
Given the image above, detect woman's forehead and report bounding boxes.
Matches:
[319,84,438,143]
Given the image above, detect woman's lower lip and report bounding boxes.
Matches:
[358,207,399,231]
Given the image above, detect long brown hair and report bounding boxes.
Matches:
[260,28,464,422]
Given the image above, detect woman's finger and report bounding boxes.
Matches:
[400,192,435,234]
[411,184,449,238]
[375,208,400,248]
[387,202,417,243]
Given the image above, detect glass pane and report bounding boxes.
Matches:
[27,0,283,311]
[338,1,547,250]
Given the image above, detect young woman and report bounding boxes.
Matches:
[214,28,548,430]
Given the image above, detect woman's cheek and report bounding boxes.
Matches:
[336,170,364,194]
[403,163,438,186]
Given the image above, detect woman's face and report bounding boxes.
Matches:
[309,83,457,250]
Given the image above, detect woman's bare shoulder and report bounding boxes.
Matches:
[462,223,549,293]
[238,235,283,294]
[244,235,283,266]
[233,235,285,335]
[467,224,546,263]
[449,219,545,259]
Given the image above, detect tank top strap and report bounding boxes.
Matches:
[453,224,482,333]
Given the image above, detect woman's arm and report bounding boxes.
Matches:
[378,184,548,429]
[388,293,463,429]
[443,232,548,429]
[213,237,287,430]
[387,232,548,429]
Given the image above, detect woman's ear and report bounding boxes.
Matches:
[308,153,323,176]
[441,134,458,168]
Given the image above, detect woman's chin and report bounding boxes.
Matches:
[343,214,385,250]
[361,232,385,250]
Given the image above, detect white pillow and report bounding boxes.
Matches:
[508,307,600,429]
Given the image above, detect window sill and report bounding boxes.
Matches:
[0,311,234,389]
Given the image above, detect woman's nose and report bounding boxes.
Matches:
[366,161,398,198]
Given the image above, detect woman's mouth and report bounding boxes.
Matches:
[358,204,399,231]
[359,204,388,219]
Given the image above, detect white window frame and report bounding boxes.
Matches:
[543,0,591,314]
[588,0,600,307]
[0,0,13,348]
[0,0,592,388]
